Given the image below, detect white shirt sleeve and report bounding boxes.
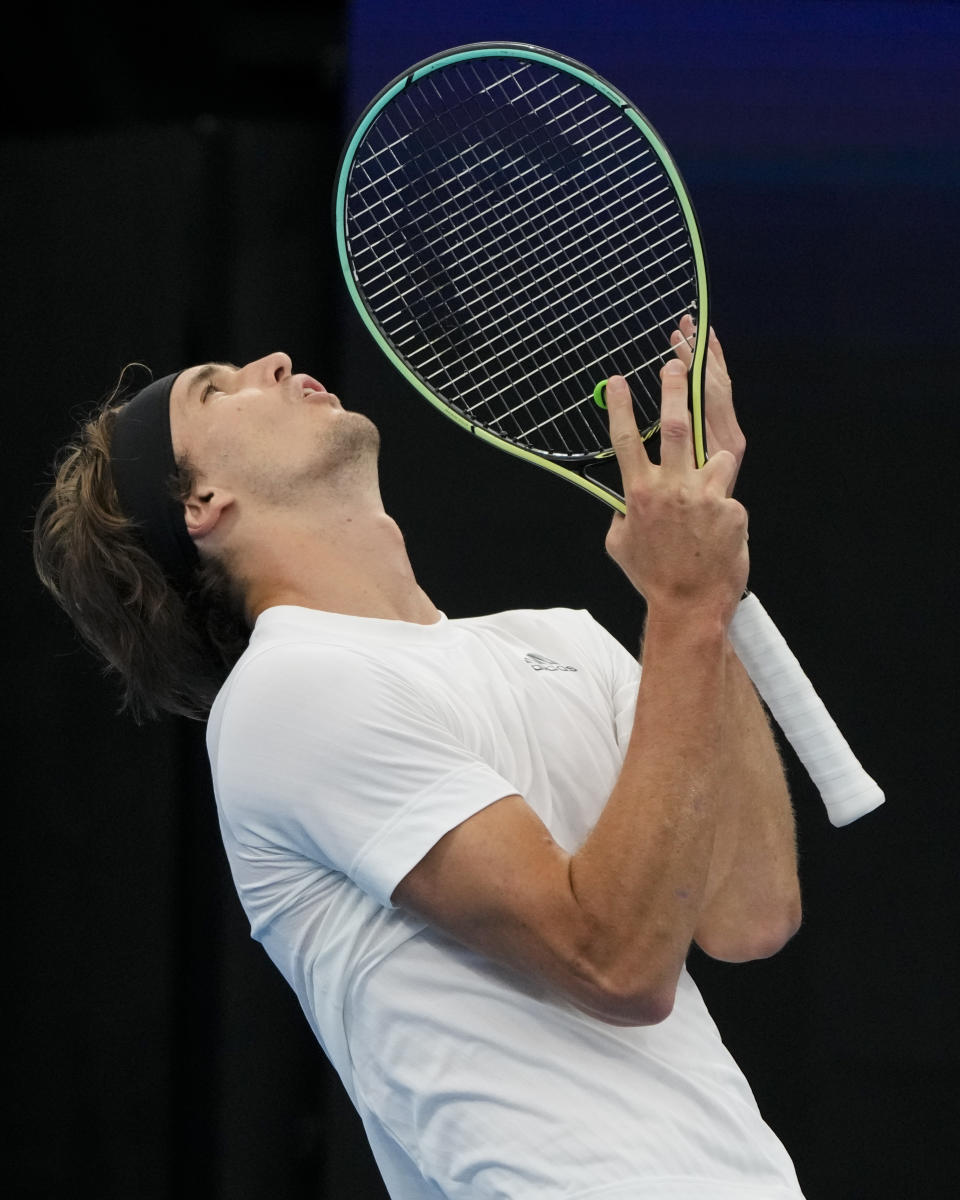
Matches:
[210,642,519,908]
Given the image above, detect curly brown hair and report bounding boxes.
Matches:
[33,388,250,722]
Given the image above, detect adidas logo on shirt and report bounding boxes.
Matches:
[523,652,578,673]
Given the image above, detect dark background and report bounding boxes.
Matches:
[7,1,958,1196]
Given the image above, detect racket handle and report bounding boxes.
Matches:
[728,593,884,827]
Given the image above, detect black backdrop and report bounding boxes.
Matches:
[6,2,958,1196]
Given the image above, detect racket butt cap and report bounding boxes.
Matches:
[824,786,885,828]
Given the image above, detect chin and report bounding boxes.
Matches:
[344,409,380,452]
[326,409,381,472]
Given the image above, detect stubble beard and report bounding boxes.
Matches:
[250,409,382,508]
[328,409,381,473]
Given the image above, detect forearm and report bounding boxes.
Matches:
[694,643,801,961]
[567,603,731,1018]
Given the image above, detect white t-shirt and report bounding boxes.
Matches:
[207,605,804,1199]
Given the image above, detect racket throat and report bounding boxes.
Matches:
[581,455,628,509]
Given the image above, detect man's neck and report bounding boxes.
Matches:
[242,505,440,626]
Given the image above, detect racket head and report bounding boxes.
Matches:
[335,42,711,507]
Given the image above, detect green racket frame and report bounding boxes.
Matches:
[334,41,712,511]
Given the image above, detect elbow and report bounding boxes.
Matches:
[764,892,804,956]
[561,901,684,1025]
[601,985,676,1027]
[734,918,800,962]
[698,902,802,964]
[572,958,680,1026]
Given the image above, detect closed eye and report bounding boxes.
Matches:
[192,361,238,404]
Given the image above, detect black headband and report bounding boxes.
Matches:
[111,371,200,590]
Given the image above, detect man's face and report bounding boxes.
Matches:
[169,352,378,508]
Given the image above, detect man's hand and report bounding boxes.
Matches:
[670,314,746,495]
[603,362,748,620]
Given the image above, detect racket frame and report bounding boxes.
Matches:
[334,42,884,827]
[333,41,712,501]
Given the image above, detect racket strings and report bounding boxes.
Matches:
[358,153,681,351]
[367,62,670,431]
[352,140,667,308]
[351,61,657,440]
[374,62,616,453]
[352,86,611,455]
[344,55,699,458]
[356,68,664,341]
[452,61,644,451]
[352,72,590,210]
[392,214,688,392]
[355,99,638,453]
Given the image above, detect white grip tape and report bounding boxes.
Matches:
[728,593,885,827]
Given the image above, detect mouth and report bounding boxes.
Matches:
[299,374,326,397]
[294,372,341,409]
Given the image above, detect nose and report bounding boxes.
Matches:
[241,351,293,385]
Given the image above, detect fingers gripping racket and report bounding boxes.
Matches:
[334,42,883,827]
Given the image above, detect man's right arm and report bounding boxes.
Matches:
[392,365,749,1025]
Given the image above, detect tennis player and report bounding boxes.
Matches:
[34,331,805,1198]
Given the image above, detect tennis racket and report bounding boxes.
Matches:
[334,41,883,827]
